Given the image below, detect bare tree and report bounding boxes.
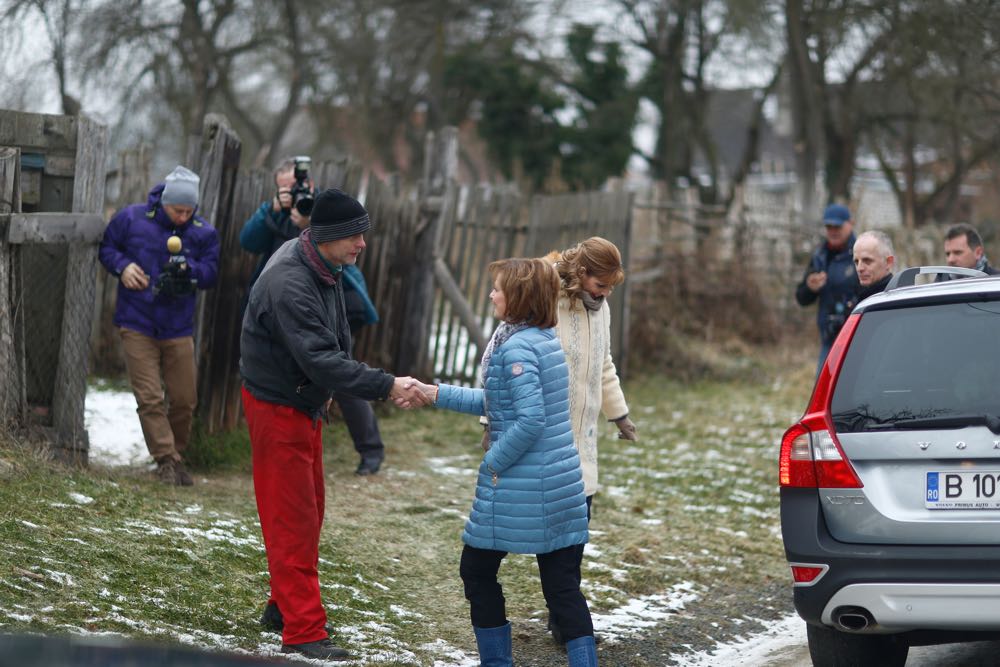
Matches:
[620,0,775,201]
[297,0,540,176]
[1,0,84,114]
[76,0,307,167]
[866,1,1000,227]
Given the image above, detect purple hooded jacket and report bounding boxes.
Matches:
[99,183,220,339]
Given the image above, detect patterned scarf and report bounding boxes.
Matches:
[479,321,529,386]
[298,227,341,285]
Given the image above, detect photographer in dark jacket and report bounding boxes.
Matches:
[336,265,388,475]
[240,189,428,661]
[239,157,312,291]
[795,204,859,376]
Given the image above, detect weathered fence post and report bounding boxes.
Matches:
[194,114,244,434]
[51,117,108,461]
[396,127,458,377]
[0,147,23,429]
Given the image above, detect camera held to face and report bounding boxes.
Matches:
[289,156,313,217]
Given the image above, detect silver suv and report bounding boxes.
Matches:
[780,266,1000,666]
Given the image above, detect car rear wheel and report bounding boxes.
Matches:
[806,623,908,667]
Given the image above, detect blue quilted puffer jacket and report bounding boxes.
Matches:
[435,326,589,554]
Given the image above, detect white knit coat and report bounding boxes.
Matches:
[555,295,629,496]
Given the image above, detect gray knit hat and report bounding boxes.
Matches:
[161,166,200,207]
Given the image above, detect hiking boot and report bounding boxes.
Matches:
[174,460,194,487]
[259,601,334,634]
[156,459,179,486]
[355,456,383,476]
[281,638,350,661]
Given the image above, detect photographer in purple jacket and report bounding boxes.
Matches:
[98,166,220,486]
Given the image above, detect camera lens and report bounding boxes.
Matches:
[295,195,314,216]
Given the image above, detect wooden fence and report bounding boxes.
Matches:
[0,110,108,462]
[88,124,635,437]
[426,182,634,386]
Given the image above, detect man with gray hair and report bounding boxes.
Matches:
[853,230,895,303]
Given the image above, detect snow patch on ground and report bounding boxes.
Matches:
[423,638,479,667]
[669,613,806,666]
[591,581,700,637]
[85,385,149,467]
[425,455,478,477]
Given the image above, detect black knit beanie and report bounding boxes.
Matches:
[309,189,371,242]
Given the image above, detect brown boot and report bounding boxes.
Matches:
[156,459,179,486]
[175,460,194,487]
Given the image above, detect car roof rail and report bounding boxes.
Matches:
[887,266,988,290]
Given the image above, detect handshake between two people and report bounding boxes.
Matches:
[388,376,438,409]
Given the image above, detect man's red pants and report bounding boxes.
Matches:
[242,387,328,645]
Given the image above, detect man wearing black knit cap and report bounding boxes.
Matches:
[240,188,428,660]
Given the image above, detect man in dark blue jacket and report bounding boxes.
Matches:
[98,166,220,486]
[795,204,859,375]
[240,161,387,475]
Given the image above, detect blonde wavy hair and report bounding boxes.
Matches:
[545,237,625,303]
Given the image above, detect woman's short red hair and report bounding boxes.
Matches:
[489,258,560,328]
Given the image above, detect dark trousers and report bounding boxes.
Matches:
[460,542,594,642]
[570,495,594,587]
[333,393,384,460]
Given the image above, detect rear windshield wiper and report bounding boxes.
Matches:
[868,414,1000,435]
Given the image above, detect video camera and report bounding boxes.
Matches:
[289,156,313,216]
[153,236,197,298]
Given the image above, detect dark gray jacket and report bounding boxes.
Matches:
[240,234,394,419]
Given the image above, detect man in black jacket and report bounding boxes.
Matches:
[240,189,427,661]
[853,230,895,303]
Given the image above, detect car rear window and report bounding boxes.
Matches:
[831,301,1000,432]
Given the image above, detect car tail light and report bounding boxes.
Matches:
[779,314,863,489]
[789,563,829,586]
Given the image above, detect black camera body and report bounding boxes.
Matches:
[153,255,196,298]
[289,156,314,216]
[824,296,856,342]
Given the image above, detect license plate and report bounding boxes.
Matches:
[926,471,1000,509]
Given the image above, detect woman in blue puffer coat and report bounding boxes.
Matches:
[415,257,598,667]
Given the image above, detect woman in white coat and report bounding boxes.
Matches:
[544,236,638,644]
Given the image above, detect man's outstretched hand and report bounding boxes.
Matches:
[390,377,435,409]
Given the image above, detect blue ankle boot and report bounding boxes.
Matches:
[566,635,598,667]
[472,622,513,667]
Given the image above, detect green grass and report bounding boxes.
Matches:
[0,348,816,665]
